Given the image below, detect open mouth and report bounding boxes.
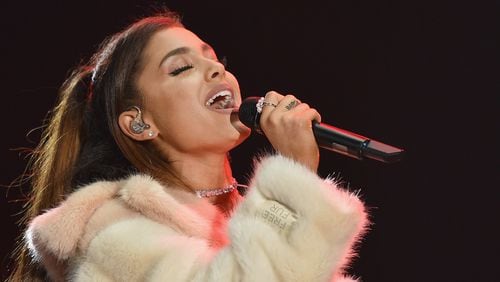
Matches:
[205,90,236,110]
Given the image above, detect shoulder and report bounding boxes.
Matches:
[25,175,160,261]
[26,174,223,261]
[27,179,122,260]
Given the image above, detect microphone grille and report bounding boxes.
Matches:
[238,96,262,129]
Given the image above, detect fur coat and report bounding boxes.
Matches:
[26,155,368,281]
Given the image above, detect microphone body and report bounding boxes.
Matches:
[237,96,404,163]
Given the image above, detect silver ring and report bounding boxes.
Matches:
[256,97,278,113]
[263,102,278,107]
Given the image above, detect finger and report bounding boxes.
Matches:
[301,108,322,124]
[285,102,321,123]
[275,95,301,112]
[260,91,283,122]
[286,102,310,113]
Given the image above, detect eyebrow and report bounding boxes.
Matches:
[158,43,214,68]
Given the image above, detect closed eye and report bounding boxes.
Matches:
[169,64,194,76]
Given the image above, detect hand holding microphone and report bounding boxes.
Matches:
[257,92,322,172]
[236,92,404,164]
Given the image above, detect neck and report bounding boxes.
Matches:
[168,152,234,201]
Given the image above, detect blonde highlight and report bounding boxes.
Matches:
[8,13,187,280]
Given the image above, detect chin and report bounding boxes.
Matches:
[230,113,251,135]
[236,130,251,146]
[225,111,251,149]
[222,127,249,152]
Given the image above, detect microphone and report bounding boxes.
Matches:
[236,96,404,163]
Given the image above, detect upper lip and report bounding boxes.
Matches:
[204,83,235,107]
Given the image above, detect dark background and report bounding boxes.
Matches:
[1,1,497,281]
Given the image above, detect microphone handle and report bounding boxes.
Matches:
[235,96,404,163]
[313,122,404,163]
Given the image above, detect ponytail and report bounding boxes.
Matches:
[9,13,185,280]
[8,67,93,281]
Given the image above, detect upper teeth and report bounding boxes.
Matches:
[206,90,232,106]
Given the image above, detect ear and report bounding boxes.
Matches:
[118,109,158,141]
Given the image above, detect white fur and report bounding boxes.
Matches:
[27,155,368,281]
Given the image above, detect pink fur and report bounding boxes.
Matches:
[26,155,368,281]
[119,175,227,242]
[27,181,120,259]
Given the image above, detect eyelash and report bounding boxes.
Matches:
[169,64,194,76]
[168,56,228,76]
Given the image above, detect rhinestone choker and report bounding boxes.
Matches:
[195,178,239,198]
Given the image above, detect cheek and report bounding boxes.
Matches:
[150,81,197,111]
[151,86,205,130]
[153,95,197,127]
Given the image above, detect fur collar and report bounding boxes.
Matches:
[26,174,241,261]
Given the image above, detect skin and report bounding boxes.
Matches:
[118,27,321,201]
[259,92,322,172]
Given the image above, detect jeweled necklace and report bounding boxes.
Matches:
[195,178,242,198]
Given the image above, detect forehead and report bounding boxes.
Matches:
[145,27,206,56]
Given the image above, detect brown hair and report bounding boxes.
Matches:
[9,13,185,281]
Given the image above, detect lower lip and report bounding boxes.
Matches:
[208,107,239,114]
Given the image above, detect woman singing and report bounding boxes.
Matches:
[9,12,367,281]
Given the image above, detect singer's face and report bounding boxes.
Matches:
[136,27,250,157]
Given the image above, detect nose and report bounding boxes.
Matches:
[205,60,225,81]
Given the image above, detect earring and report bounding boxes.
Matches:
[129,106,150,134]
[147,130,154,137]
